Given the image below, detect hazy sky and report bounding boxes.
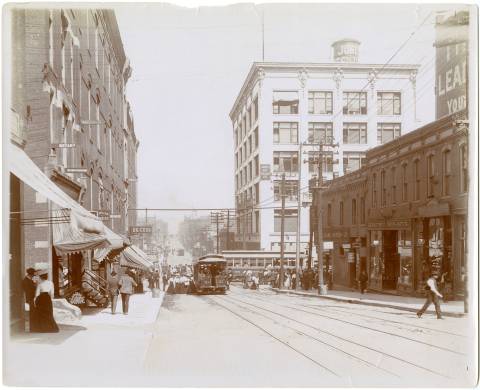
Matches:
[114,3,457,232]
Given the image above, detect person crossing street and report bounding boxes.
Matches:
[417,274,443,319]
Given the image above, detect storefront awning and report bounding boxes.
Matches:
[9,142,123,255]
[120,245,154,271]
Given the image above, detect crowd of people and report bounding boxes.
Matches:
[266,267,333,291]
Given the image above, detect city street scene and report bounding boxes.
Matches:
[3,2,478,388]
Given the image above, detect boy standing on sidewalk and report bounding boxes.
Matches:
[417,274,443,319]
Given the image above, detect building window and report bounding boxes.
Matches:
[391,166,397,204]
[402,163,408,201]
[377,123,401,144]
[273,180,298,201]
[377,92,401,115]
[273,122,298,144]
[254,155,259,177]
[308,91,333,114]
[343,123,367,144]
[339,201,344,225]
[308,122,333,144]
[442,150,451,196]
[308,151,333,173]
[273,151,298,173]
[372,173,377,208]
[327,204,332,226]
[343,152,366,174]
[254,127,258,149]
[352,198,357,225]
[343,91,367,115]
[255,182,259,204]
[381,170,386,207]
[360,197,365,224]
[460,145,468,193]
[273,91,299,114]
[414,160,420,201]
[252,96,258,124]
[427,155,435,198]
[274,209,298,232]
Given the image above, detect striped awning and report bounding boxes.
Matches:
[120,245,154,271]
[9,142,123,255]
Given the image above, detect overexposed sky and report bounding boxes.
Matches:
[114,3,459,232]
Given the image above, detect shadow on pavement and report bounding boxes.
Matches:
[10,324,87,345]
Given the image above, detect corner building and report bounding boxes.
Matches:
[229,39,420,252]
[320,111,468,298]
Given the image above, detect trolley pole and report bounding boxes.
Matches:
[279,173,286,289]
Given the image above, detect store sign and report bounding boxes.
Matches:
[130,226,153,234]
[342,243,351,249]
[323,241,334,250]
[367,220,409,229]
[260,164,271,180]
[347,253,355,263]
[66,168,88,174]
[52,143,76,148]
[435,10,469,119]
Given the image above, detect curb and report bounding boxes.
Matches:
[271,288,466,318]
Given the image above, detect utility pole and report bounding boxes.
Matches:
[210,211,223,253]
[279,173,286,289]
[295,143,302,291]
[226,209,230,250]
[242,197,247,250]
[316,141,328,295]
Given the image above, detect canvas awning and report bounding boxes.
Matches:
[120,245,154,271]
[9,142,123,254]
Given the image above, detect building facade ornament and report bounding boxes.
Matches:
[368,69,377,92]
[409,70,417,88]
[298,68,308,88]
[332,68,343,89]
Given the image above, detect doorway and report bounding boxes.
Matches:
[382,230,399,290]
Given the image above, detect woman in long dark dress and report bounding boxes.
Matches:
[33,272,59,333]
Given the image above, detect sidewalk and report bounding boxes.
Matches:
[4,290,165,387]
[271,286,466,317]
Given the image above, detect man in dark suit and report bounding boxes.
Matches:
[22,268,37,331]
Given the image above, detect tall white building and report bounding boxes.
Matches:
[229,39,421,252]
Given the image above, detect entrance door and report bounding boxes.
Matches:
[382,230,399,290]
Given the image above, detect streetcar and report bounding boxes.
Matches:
[192,254,228,294]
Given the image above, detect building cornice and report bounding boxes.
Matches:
[229,61,420,120]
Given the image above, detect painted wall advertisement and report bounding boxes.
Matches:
[435,10,469,119]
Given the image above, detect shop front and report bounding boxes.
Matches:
[323,227,351,288]
[367,219,412,293]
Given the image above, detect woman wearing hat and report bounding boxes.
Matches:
[33,271,59,333]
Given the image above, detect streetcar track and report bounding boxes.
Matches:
[233,291,466,356]
[246,289,467,338]
[222,293,453,379]
[206,296,341,379]
[216,295,401,379]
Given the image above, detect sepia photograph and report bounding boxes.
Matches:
[2,1,478,387]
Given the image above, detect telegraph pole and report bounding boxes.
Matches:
[279,173,286,289]
[226,209,230,250]
[316,142,327,295]
[295,143,302,291]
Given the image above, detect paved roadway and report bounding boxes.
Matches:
[144,285,474,387]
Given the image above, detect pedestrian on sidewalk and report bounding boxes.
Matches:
[359,269,368,294]
[417,274,443,319]
[22,267,37,332]
[162,273,168,291]
[291,272,297,290]
[33,271,59,333]
[118,270,137,315]
[107,269,120,314]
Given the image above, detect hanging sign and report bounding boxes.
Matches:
[260,164,271,180]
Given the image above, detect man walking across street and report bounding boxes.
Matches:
[417,274,443,319]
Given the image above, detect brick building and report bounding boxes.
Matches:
[8,7,139,328]
[320,111,468,298]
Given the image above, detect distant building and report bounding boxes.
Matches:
[229,39,421,252]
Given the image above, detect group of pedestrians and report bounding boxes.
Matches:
[22,268,59,333]
[106,269,139,315]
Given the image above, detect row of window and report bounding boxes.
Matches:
[371,145,468,208]
[272,91,401,116]
[235,96,259,147]
[235,128,258,169]
[327,198,366,226]
[236,156,259,190]
[271,122,401,145]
